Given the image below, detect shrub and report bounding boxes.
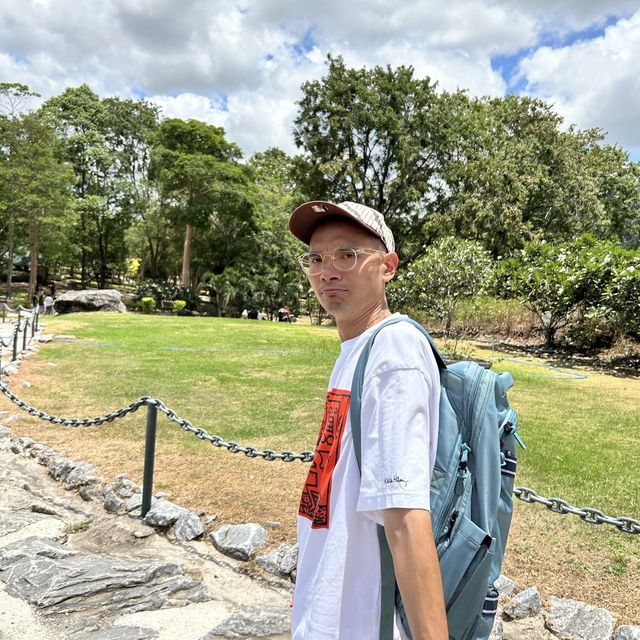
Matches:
[139,297,156,314]
[173,299,187,313]
[388,237,493,334]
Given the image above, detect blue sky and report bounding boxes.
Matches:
[0,1,638,160]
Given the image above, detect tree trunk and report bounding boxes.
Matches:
[181,223,193,288]
[29,223,38,301]
[5,210,13,299]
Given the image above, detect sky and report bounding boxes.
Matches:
[1,0,639,160]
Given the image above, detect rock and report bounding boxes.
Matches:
[265,520,281,529]
[0,425,11,438]
[22,381,32,388]
[5,413,22,424]
[495,575,518,599]
[142,499,188,528]
[18,436,37,449]
[202,606,290,638]
[210,523,268,561]
[172,512,205,541]
[49,458,78,481]
[0,536,74,570]
[503,614,554,639]
[104,493,125,514]
[614,626,640,640]
[2,363,18,375]
[545,596,614,640]
[64,461,98,490]
[79,483,100,501]
[38,333,54,342]
[257,543,298,579]
[0,537,211,616]
[504,586,542,620]
[30,503,61,516]
[71,627,159,640]
[55,289,127,314]
[488,612,503,640]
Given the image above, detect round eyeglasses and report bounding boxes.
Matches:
[297,247,386,276]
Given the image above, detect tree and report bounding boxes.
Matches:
[389,237,493,334]
[40,85,157,287]
[293,55,450,256]
[0,110,74,299]
[150,118,255,288]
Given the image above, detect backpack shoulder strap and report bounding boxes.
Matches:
[351,315,446,472]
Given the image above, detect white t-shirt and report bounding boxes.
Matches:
[292,314,441,640]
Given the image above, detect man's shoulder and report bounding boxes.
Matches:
[365,317,438,376]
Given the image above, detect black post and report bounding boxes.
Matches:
[12,324,18,361]
[22,320,28,351]
[35,309,39,332]
[141,402,158,518]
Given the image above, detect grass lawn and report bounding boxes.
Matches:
[2,312,639,624]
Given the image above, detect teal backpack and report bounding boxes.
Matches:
[350,316,524,640]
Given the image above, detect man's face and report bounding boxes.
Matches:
[306,219,396,324]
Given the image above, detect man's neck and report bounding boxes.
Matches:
[336,305,393,342]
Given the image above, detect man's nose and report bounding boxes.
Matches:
[319,257,341,279]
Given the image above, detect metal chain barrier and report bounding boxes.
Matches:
[0,325,637,530]
[514,487,640,534]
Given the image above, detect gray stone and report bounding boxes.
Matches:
[38,333,54,342]
[2,363,18,375]
[488,611,503,640]
[495,575,518,599]
[22,380,32,388]
[614,626,640,640]
[0,538,210,616]
[503,614,554,640]
[210,523,268,561]
[49,457,78,481]
[55,289,127,314]
[0,425,11,438]
[79,483,100,501]
[18,436,36,448]
[71,626,159,640]
[202,606,290,638]
[142,499,188,528]
[279,543,298,576]
[5,412,22,423]
[0,536,74,570]
[504,586,542,620]
[265,520,281,529]
[0,510,43,537]
[257,543,298,579]
[126,493,157,517]
[65,461,98,490]
[172,512,204,541]
[30,502,62,516]
[545,596,614,640]
[104,492,125,514]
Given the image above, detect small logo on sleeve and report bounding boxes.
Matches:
[384,475,408,488]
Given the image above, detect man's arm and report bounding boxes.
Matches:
[384,507,448,640]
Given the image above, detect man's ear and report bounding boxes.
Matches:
[382,252,399,282]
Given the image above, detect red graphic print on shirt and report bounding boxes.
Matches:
[299,388,351,528]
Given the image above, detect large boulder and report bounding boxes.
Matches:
[54,289,127,314]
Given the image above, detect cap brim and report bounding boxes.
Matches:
[289,201,368,245]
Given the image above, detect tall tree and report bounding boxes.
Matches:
[293,55,451,256]
[0,113,74,298]
[40,86,157,287]
[150,118,255,288]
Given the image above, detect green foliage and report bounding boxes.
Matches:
[388,237,493,333]
[173,299,187,313]
[498,236,640,346]
[139,296,155,313]
[294,55,448,256]
[134,281,199,310]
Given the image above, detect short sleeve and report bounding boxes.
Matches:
[355,326,440,526]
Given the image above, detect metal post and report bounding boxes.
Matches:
[141,401,158,518]
[22,319,28,351]
[35,309,39,332]
[31,313,35,337]
[12,324,18,361]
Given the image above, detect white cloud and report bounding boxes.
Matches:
[0,0,639,158]
[518,10,640,153]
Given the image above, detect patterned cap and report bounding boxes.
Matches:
[289,200,395,252]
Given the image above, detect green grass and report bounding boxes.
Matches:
[24,313,639,520]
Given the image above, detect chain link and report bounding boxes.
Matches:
[513,487,640,534]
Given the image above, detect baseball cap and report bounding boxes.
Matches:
[289,200,395,253]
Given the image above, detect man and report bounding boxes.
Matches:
[288,201,448,640]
